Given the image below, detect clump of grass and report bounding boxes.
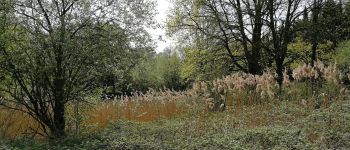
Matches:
[192,61,347,111]
[193,71,278,112]
[0,108,44,139]
[84,89,194,130]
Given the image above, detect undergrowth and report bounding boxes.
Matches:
[1,99,349,149]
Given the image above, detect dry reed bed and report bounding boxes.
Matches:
[86,97,180,128]
[0,109,43,139]
[193,60,348,111]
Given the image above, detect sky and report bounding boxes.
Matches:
[149,0,172,53]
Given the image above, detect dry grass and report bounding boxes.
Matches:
[84,89,190,129]
[86,100,180,128]
[0,108,44,139]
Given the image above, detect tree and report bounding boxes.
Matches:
[180,46,233,81]
[0,0,156,138]
[167,0,269,75]
[297,0,345,64]
[233,0,266,74]
[265,0,304,86]
[343,1,350,40]
[0,0,12,48]
[131,48,186,92]
[320,0,343,49]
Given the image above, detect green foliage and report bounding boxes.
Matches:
[343,2,350,40]
[131,49,186,92]
[333,40,350,86]
[321,0,343,43]
[334,41,350,66]
[287,38,335,67]
[168,0,350,81]
[161,51,184,90]
[0,0,157,137]
[180,48,232,82]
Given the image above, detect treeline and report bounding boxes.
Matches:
[103,49,186,98]
[167,0,350,85]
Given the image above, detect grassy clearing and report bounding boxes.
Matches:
[0,61,350,149]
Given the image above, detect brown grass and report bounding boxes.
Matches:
[0,108,43,139]
[0,99,182,138]
[86,100,181,129]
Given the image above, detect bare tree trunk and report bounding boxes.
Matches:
[235,0,264,74]
[52,102,66,138]
[311,0,321,66]
[249,2,264,75]
[276,58,284,87]
[267,0,301,88]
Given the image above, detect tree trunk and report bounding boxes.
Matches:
[311,0,320,66]
[52,101,66,138]
[235,0,263,75]
[247,58,261,75]
[311,40,318,65]
[249,4,263,75]
[276,58,284,87]
[52,58,66,138]
[50,13,67,138]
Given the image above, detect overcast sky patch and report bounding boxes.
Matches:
[148,0,172,53]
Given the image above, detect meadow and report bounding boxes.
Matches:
[0,61,349,149]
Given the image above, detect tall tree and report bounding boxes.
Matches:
[231,0,266,74]
[343,1,350,40]
[167,0,269,75]
[0,0,156,138]
[266,0,304,86]
[310,0,324,65]
[321,0,343,49]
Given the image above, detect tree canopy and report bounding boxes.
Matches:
[0,0,156,138]
[167,0,350,84]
